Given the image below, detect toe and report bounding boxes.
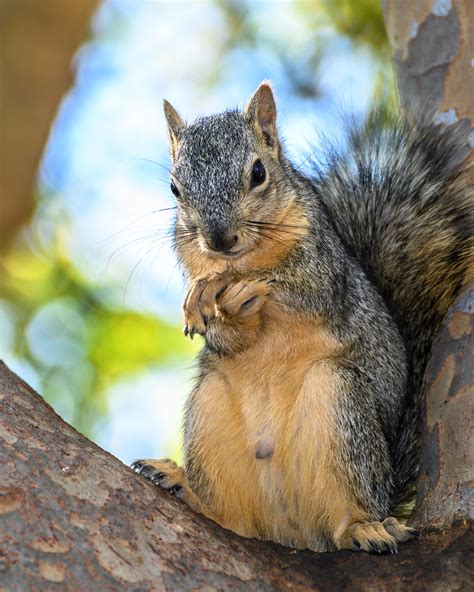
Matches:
[199,276,229,322]
[218,280,269,318]
[183,279,208,338]
[339,521,400,554]
[131,459,186,498]
[382,517,419,543]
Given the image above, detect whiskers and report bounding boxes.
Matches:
[123,223,196,305]
[244,219,306,249]
[126,157,192,194]
[99,215,304,305]
[95,207,184,305]
[94,156,196,304]
[174,226,198,250]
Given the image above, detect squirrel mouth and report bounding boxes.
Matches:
[199,241,247,260]
[222,248,243,258]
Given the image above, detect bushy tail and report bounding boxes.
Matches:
[314,114,473,509]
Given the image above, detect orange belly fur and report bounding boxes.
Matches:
[186,308,365,551]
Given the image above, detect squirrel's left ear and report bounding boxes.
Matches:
[163,99,185,161]
[244,81,278,154]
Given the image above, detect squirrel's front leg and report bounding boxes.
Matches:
[183,273,271,355]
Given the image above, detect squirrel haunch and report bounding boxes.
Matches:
[133,82,472,553]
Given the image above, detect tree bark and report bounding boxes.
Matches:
[0,0,98,248]
[410,285,474,530]
[382,0,474,168]
[0,349,472,591]
[382,0,474,534]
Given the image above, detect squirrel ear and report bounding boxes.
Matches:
[244,82,278,152]
[163,99,185,160]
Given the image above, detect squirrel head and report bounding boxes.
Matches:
[164,82,307,277]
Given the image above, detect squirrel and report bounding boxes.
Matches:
[132,82,473,553]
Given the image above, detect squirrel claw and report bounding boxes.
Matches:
[406,527,420,537]
[182,274,271,346]
[184,324,206,340]
[131,459,186,498]
[183,323,204,339]
[338,517,417,554]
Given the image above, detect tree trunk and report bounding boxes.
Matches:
[382,0,474,533]
[0,0,98,248]
[382,0,474,168]
[410,286,474,530]
[0,285,473,591]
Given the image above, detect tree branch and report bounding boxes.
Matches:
[0,355,472,590]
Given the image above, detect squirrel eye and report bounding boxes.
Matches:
[250,159,266,188]
[170,180,180,197]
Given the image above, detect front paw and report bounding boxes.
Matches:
[131,459,186,497]
[183,276,231,338]
[183,278,209,339]
[216,278,271,321]
[183,274,271,339]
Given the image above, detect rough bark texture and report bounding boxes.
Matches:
[410,285,474,530]
[382,0,474,535]
[382,0,474,167]
[0,361,472,591]
[0,0,98,248]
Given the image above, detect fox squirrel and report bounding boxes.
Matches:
[132,82,472,553]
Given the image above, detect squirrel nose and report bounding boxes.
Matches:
[207,232,239,253]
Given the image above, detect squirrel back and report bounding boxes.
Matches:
[312,115,473,509]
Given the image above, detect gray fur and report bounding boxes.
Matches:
[313,113,472,506]
[173,112,255,242]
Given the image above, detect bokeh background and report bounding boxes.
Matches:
[0,0,395,464]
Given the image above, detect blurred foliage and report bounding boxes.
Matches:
[215,0,396,103]
[310,0,398,115]
[214,0,323,98]
[311,0,389,53]
[1,0,396,440]
[0,231,196,436]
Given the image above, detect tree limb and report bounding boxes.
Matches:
[0,358,472,591]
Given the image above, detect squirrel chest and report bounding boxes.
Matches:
[187,315,355,551]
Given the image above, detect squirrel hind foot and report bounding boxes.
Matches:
[337,517,418,554]
[131,458,211,518]
[131,458,185,497]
